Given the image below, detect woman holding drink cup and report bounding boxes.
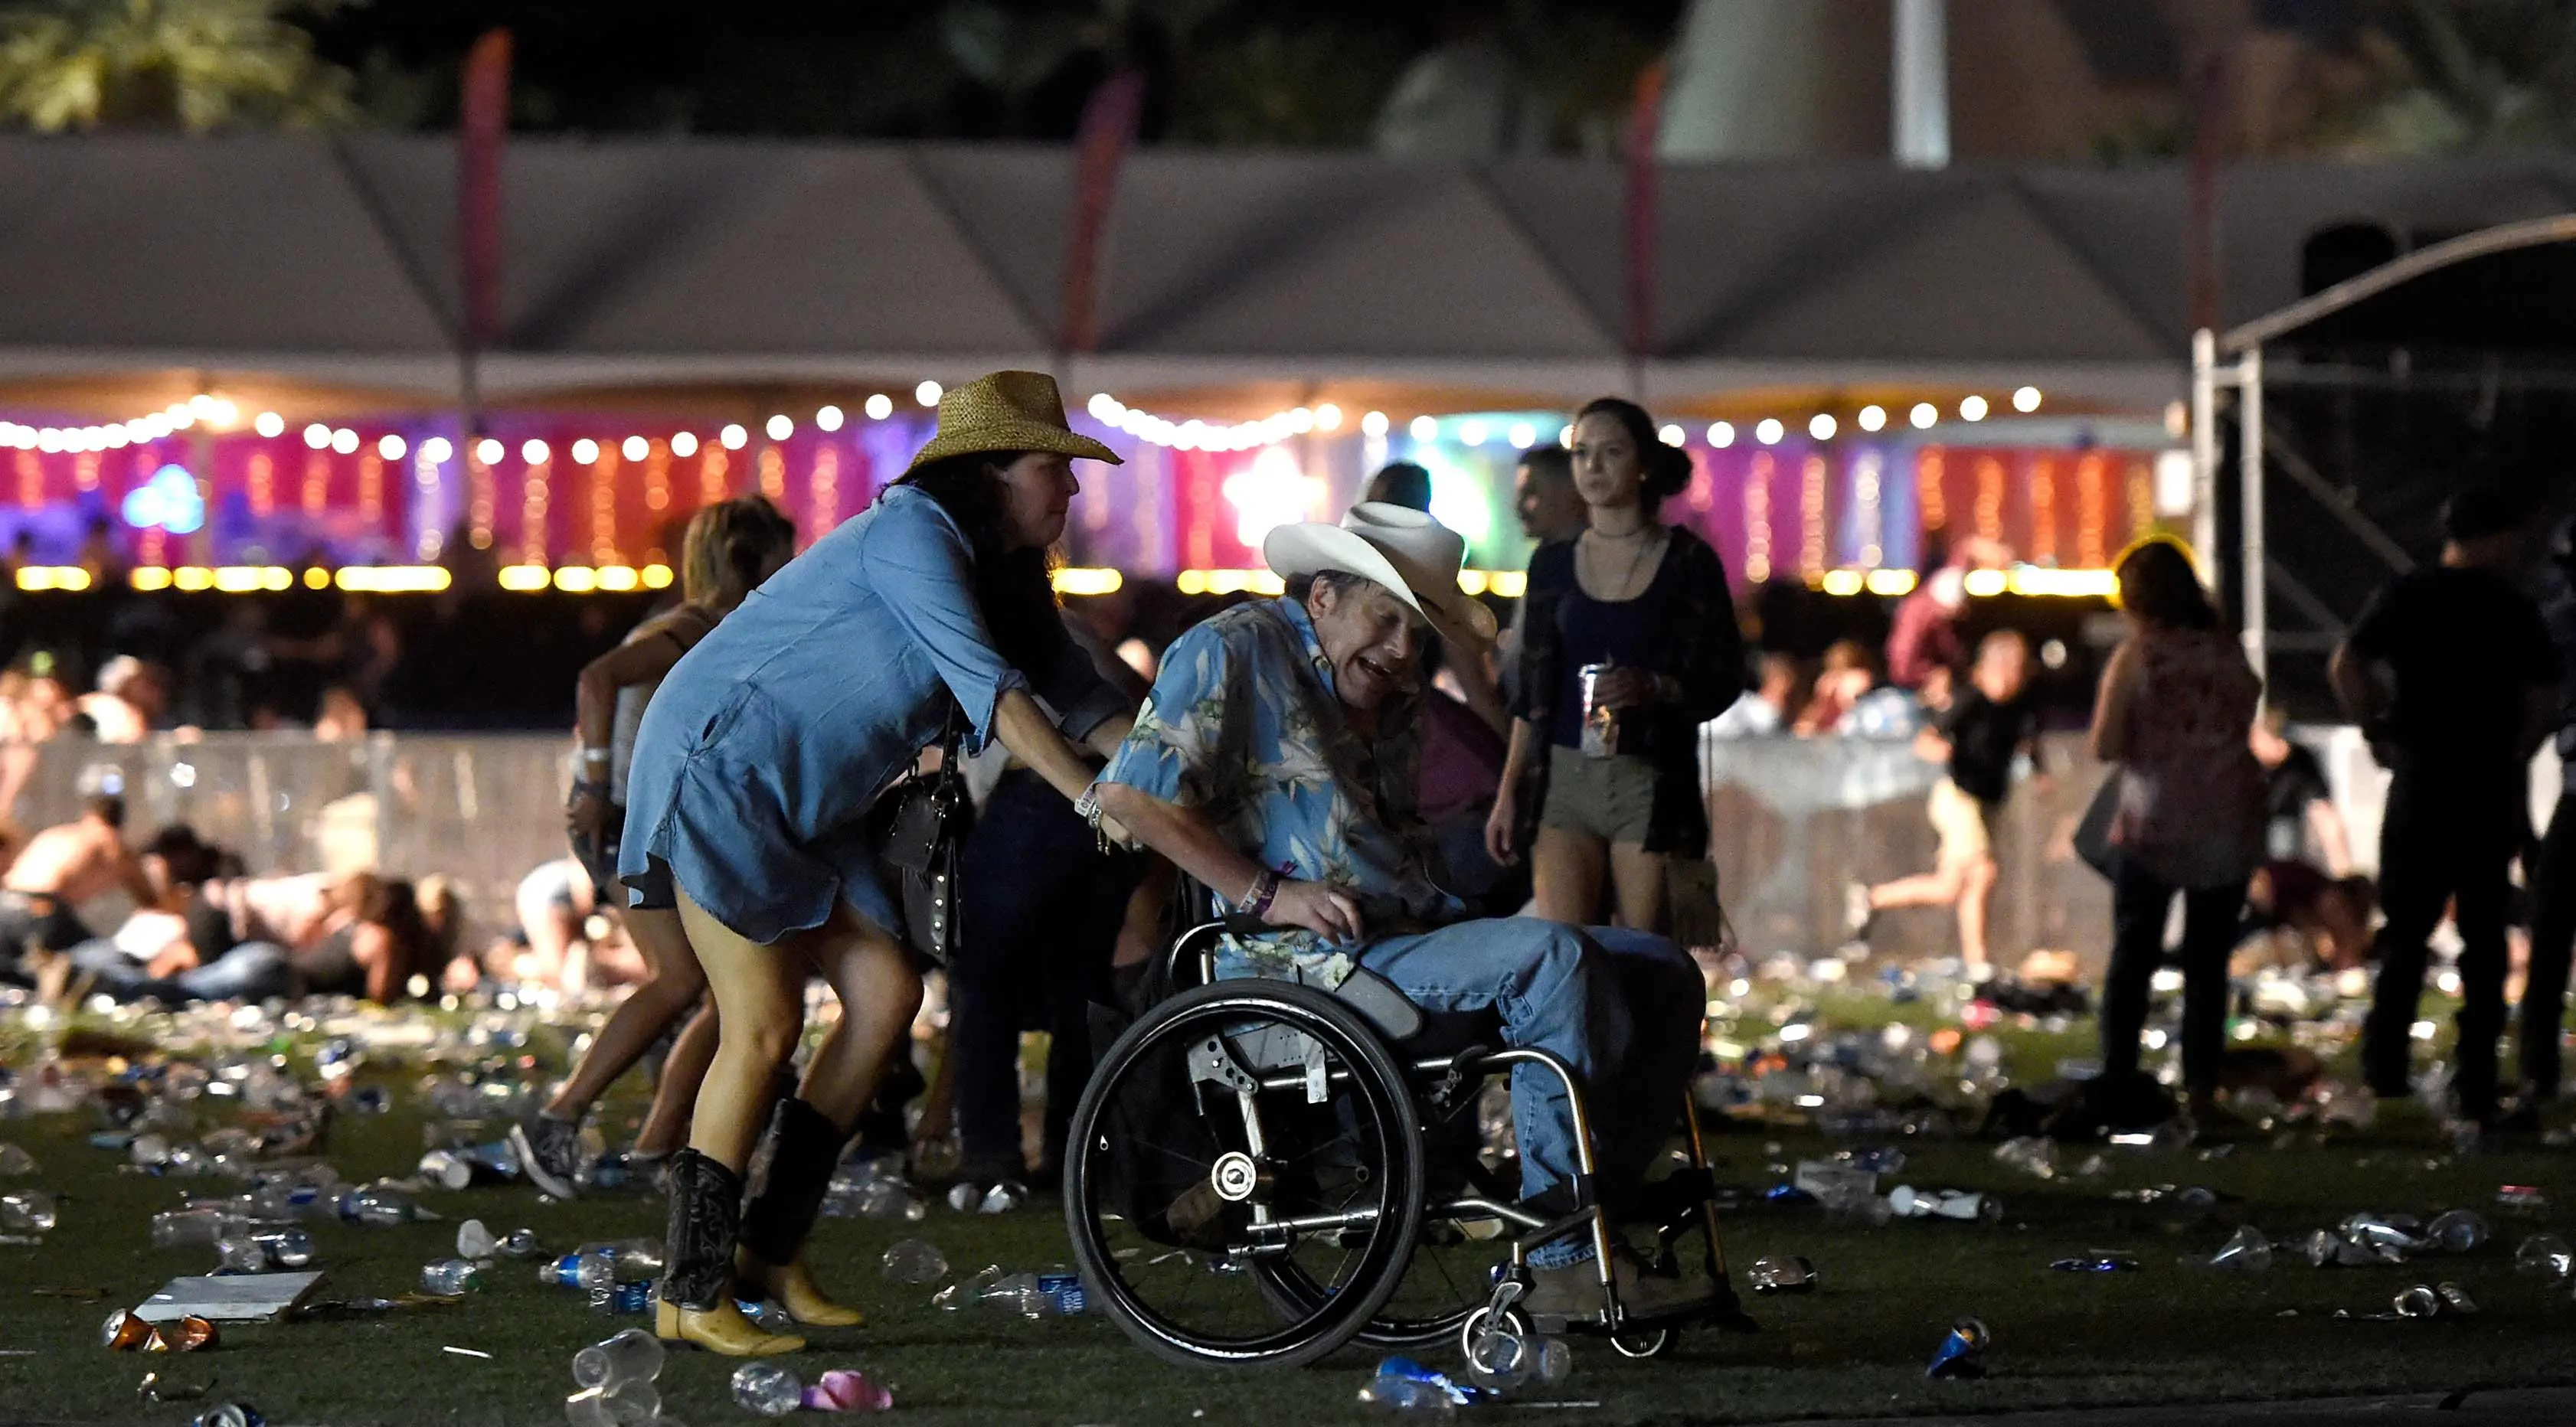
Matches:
[1486,397,1744,931]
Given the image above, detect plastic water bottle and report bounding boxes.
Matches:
[336,1184,419,1227]
[1463,1327,1530,1389]
[420,1259,483,1296]
[252,1226,315,1269]
[1356,1373,1458,1416]
[2429,1208,2489,1253]
[587,1281,654,1315]
[151,1207,231,1248]
[932,1265,1000,1311]
[731,1361,803,1418]
[881,1238,947,1285]
[570,1327,665,1389]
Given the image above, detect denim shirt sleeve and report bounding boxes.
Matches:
[858,492,1028,751]
[1101,622,1231,811]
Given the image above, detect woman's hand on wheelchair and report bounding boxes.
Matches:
[1267,880,1364,944]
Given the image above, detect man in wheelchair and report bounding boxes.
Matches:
[1086,503,1715,1321]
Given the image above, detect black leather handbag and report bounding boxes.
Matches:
[877,703,973,966]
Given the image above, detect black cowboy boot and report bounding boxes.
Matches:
[736,1098,865,1327]
[655,1148,803,1355]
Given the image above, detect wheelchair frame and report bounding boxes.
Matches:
[1063,916,1754,1369]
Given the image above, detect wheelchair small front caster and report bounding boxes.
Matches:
[1459,1304,1534,1366]
[1610,1327,1672,1359]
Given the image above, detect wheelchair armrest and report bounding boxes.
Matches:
[1330,966,1424,1043]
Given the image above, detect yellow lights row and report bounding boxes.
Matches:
[245,384,959,465]
[1690,389,2045,451]
[1809,563,2117,599]
[1,396,243,453]
[1172,568,1529,599]
[499,564,678,593]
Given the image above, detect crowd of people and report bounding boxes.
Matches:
[7,368,2576,1356]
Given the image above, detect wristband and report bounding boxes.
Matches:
[1231,869,1280,919]
[577,746,610,767]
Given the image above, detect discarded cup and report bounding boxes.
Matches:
[1925,1318,1989,1380]
[570,1327,665,1389]
[731,1361,803,1418]
[457,1219,498,1260]
[803,1368,894,1413]
[2392,1284,2441,1318]
[2515,1233,2573,1281]
[190,1404,264,1427]
[1747,1254,1819,1294]
[881,1238,946,1285]
[2210,1225,2273,1272]
[0,1143,38,1175]
[420,1259,484,1296]
[564,1380,659,1427]
[2427,1208,2489,1253]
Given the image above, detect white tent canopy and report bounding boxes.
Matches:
[5,136,2576,413]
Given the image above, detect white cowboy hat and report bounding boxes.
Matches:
[1263,502,1499,648]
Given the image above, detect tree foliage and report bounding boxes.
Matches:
[0,0,357,132]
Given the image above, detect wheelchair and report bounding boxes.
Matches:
[1062,911,1757,1370]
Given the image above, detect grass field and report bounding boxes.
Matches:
[4,991,2574,1427]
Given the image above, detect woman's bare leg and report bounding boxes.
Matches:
[544,906,708,1122]
[634,998,718,1158]
[678,890,806,1174]
[1532,827,1608,925]
[1607,842,1669,933]
[794,904,925,1133]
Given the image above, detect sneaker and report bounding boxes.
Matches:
[1842,883,1875,939]
[508,1113,584,1200]
[1525,1245,1715,1323]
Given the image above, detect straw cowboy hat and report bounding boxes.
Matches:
[903,371,1121,475]
[1263,502,1499,649]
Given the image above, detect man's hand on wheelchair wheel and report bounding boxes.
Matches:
[1267,880,1364,943]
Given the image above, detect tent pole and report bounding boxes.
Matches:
[2238,345,2266,689]
[2190,328,2218,578]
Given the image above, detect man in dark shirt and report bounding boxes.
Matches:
[2332,486,2558,1125]
[1853,630,2038,974]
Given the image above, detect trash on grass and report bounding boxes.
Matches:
[1925,1318,1989,1380]
[1747,1255,1818,1294]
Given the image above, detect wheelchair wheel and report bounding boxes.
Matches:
[1064,980,1426,1369]
[1611,1327,1672,1358]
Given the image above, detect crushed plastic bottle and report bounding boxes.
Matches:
[250,1226,315,1269]
[731,1361,803,1418]
[2210,1225,2273,1272]
[335,1183,422,1227]
[2514,1233,2573,1280]
[570,1327,665,1389]
[1887,1185,2000,1223]
[1992,1137,2058,1179]
[214,1230,266,1274]
[828,1168,927,1223]
[803,1369,893,1414]
[0,1188,58,1233]
[420,1259,484,1296]
[1747,1254,1819,1293]
[151,1207,231,1248]
[881,1238,947,1285]
[1360,1358,1473,1414]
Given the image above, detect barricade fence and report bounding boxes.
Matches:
[6,725,2504,971]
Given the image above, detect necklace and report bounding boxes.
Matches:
[1580,525,1662,600]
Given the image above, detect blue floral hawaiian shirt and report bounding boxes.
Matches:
[1100,596,1465,988]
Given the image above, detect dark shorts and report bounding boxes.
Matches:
[622,853,678,913]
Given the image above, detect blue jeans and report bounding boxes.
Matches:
[1357,919,1704,1261]
[68,940,293,1003]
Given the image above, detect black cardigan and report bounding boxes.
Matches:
[1508,527,1745,859]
